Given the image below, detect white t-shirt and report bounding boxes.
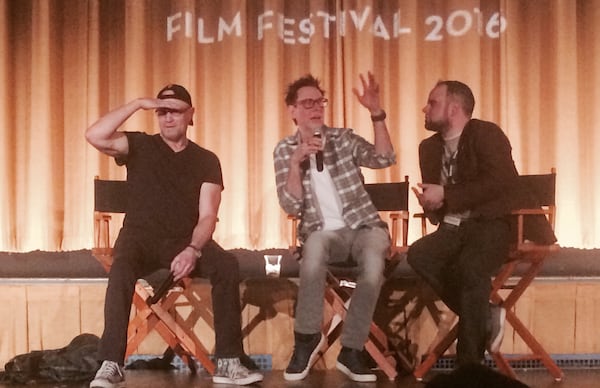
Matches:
[309,155,346,230]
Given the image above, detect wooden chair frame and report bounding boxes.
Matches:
[288,177,410,381]
[412,169,563,381]
[92,177,215,374]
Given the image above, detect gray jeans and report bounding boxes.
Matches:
[295,226,389,350]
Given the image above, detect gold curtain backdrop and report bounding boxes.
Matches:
[0,0,598,252]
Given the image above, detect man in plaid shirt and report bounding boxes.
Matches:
[273,73,395,382]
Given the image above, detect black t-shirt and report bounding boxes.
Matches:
[115,132,223,240]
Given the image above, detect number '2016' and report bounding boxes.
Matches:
[425,9,507,41]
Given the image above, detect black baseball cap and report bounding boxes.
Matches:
[156,84,192,106]
[156,84,193,125]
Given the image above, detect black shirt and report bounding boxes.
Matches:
[116,132,223,240]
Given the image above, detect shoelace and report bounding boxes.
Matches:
[219,359,250,378]
[229,363,250,379]
[98,362,122,378]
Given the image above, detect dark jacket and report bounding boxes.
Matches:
[418,119,518,224]
[418,118,556,245]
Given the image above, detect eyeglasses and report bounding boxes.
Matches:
[294,98,328,109]
[155,107,189,116]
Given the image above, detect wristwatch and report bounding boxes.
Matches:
[188,244,202,259]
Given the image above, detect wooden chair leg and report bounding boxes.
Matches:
[489,259,563,381]
[413,324,458,380]
[424,311,457,355]
[502,309,563,380]
[127,282,216,375]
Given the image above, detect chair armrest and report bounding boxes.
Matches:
[511,208,552,216]
[389,210,410,252]
[511,207,556,249]
[94,211,113,249]
[288,214,300,252]
[413,213,429,236]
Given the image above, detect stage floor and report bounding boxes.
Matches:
[0,368,598,388]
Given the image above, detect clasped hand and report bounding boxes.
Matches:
[412,183,445,211]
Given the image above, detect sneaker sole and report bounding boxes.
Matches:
[488,307,506,353]
[283,334,326,381]
[212,374,263,385]
[90,379,126,388]
[335,361,377,383]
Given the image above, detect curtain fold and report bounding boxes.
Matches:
[0,0,598,251]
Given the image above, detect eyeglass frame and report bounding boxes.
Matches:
[294,97,329,109]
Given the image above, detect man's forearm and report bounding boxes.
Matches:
[284,163,304,200]
[188,215,218,251]
[373,119,394,155]
[85,99,141,155]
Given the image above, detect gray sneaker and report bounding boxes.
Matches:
[487,304,506,353]
[89,360,125,388]
[212,357,263,385]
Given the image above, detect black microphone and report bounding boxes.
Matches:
[314,130,323,172]
[147,272,175,305]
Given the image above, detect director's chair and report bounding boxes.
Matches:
[288,177,410,380]
[92,177,215,374]
[413,168,563,381]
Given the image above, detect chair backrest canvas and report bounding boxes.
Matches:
[516,171,556,208]
[364,180,409,212]
[513,169,557,245]
[94,179,128,213]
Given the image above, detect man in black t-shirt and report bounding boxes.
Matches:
[86,84,262,387]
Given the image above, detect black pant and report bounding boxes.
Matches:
[98,231,243,363]
[407,218,510,365]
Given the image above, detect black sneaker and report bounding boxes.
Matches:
[336,347,377,382]
[487,304,506,353]
[283,332,325,381]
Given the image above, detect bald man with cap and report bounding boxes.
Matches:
[86,84,263,387]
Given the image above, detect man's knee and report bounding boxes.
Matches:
[220,251,240,274]
[406,240,425,270]
[302,231,332,257]
[299,234,331,274]
[108,257,138,284]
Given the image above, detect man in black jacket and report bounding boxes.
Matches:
[407,80,517,366]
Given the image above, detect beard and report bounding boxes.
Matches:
[425,117,450,133]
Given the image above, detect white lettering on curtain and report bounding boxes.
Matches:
[0,0,598,251]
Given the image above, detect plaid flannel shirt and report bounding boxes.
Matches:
[273,126,396,242]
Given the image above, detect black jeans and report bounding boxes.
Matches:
[98,231,243,363]
[407,218,510,365]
